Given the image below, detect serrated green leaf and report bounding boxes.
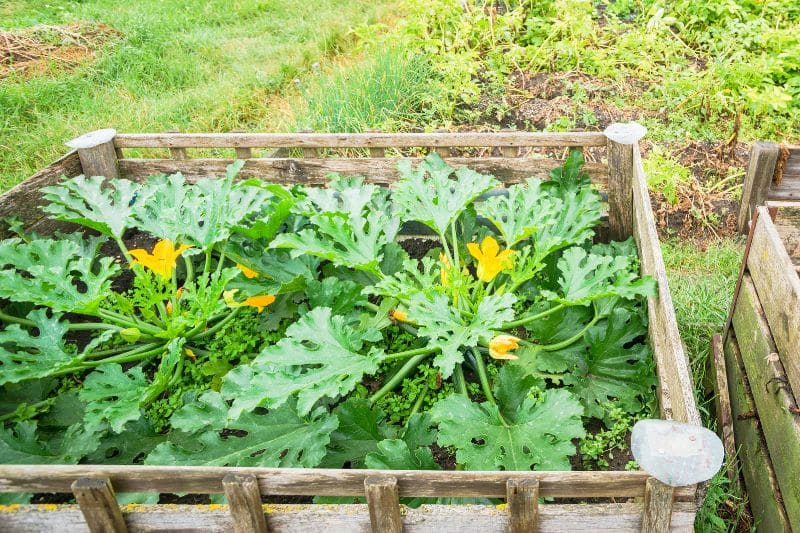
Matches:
[42,175,140,238]
[321,398,393,468]
[533,186,602,260]
[0,310,79,386]
[222,307,384,417]
[87,418,166,464]
[79,364,148,432]
[408,292,516,378]
[147,393,337,467]
[394,153,498,236]
[561,308,654,419]
[365,413,439,470]
[0,421,100,464]
[555,247,655,305]
[431,366,584,471]
[477,179,561,247]
[306,277,367,315]
[0,238,119,313]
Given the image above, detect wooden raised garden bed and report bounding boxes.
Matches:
[0,130,700,532]
[714,143,800,531]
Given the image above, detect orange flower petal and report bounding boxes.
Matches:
[242,294,276,312]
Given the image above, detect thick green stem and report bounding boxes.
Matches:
[203,249,213,275]
[408,384,429,419]
[81,343,150,360]
[191,307,241,341]
[0,398,54,422]
[56,344,164,376]
[535,311,600,352]
[501,303,566,330]
[450,223,460,272]
[184,253,195,286]
[383,345,438,362]
[0,310,123,333]
[114,236,133,264]
[97,309,162,336]
[471,347,495,405]
[453,363,469,396]
[369,352,433,405]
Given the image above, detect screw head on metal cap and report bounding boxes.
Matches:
[66,128,117,150]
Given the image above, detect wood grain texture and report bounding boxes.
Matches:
[631,144,701,427]
[117,157,610,187]
[0,466,695,499]
[113,131,609,149]
[0,151,82,236]
[738,142,779,232]
[709,335,736,485]
[730,275,800,529]
[641,478,674,533]
[506,479,539,533]
[0,502,697,533]
[747,207,800,404]
[364,476,402,533]
[223,474,269,533]
[76,140,119,180]
[607,139,634,240]
[70,478,127,533]
[723,335,791,533]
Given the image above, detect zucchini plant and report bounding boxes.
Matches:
[0,151,656,484]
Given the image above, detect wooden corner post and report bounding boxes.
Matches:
[506,479,539,533]
[66,128,120,179]
[364,476,402,533]
[71,477,127,533]
[223,474,269,533]
[605,123,641,241]
[737,141,779,233]
[641,477,674,533]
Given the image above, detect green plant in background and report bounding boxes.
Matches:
[643,145,693,205]
[294,48,434,132]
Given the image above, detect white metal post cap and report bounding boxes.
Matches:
[66,128,117,149]
[631,419,724,487]
[603,122,647,145]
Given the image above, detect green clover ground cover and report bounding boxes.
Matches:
[0,152,657,502]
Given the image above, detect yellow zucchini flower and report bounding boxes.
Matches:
[389,309,415,324]
[489,334,521,360]
[223,289,276,313]
[130,239,191,279]
[236,263,259,279]
[467,236,514,282]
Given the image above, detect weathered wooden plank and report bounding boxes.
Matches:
[641,478,674,533]
[738,141,779,233]
[0,466,696,499]
[723,335,792,533]
[364,476,401,533]
[709,335,736,484]
[768,179,800,201]
[731,275,800,529]
[71,477,127,533]
[0,502,698,533]
[506,479,539,533]
[747,207,800,404]
[607,139,634,240]
[631,144,701,427]
[113,131,609,149]
[0,151,82,234]
[117,157,610,186]
[222,474,269,533]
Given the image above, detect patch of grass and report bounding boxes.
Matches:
[0,0,397,189]
[292,47,435,132]
[662,237,751,529]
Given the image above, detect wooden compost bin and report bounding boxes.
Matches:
[713,143,800,532]
[0,131,701,532]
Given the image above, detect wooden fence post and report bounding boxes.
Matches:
[71,477,127,533]
[364,476,402,533]
[367,129,386,158]
[737,141,779,233]
[506,479,539,533]
[222,474,269,533]
[641,477,674,533]
[66,129,120,179]
[607,138,634,241]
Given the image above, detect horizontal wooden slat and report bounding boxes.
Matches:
[730,275,800,530]
[117,157,609,186]
[768,177,800,200]
[113,132,608,149]
[630,145,700,426]
[0,502,698,533]
[0,466,695,499]
[747,208,800,404]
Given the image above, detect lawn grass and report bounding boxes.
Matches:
[0,0,396,188]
